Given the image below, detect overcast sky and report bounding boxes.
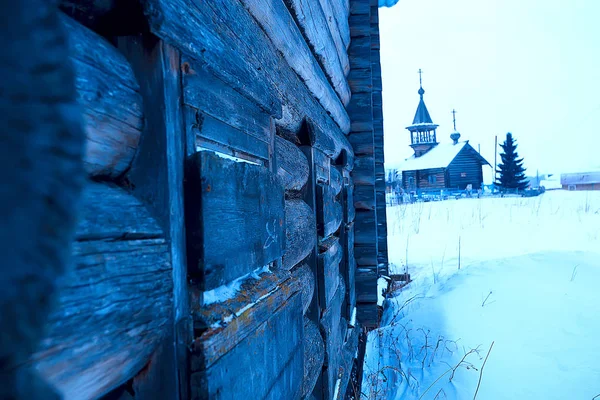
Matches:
[380,0,600,182]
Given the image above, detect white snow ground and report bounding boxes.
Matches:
[363,191,600,399]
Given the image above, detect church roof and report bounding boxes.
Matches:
[397,141,490,171]
[412,92,433,125]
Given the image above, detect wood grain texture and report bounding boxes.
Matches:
[302,317,325,398]
[141,0,353,163]
[63,14,143,179]
[282,199,317,270]
[317,184,343,238]
[185,151,285,290]
[275,136,310,192]
[284,0,351,100]
[336,325,359,400]
[318,0,350,71]
[320,276,346,399]
[182,57,271,143]
[190,269,297,368]
[191,293,303,400]
[238,0,350,130]
[318,236,342,309]
[32,182,172,400]
[291,263,315,315]
[330,166,343,196]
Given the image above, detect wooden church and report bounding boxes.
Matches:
[400,72,490,191]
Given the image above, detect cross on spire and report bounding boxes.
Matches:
[418,68,423,87]
[452,109,457,131]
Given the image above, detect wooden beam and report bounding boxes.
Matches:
[63,14,143,179]
[302,317,325,398]
[282,199,317,270]
[191,293,303,399]
[291,263,316,315]
[191,269,297,368]
[31,182,172,400]
[317,237,342,309]
[185,151,285,290]
[284,0,351,100]
[235,0,350,130]
[275,136,310,192]
[140,0,353,161]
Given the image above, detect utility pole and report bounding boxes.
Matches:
[494,135,498,185]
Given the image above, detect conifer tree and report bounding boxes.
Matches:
[496,132,529,190]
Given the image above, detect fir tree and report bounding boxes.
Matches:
[496,132,529,190]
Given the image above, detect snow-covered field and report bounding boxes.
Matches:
[363,190,600,399]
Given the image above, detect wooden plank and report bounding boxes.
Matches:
[182,57,271,143]
[313,148,330,185]
[292,263,316,315]
[190,269,294,368]
[282,199,317,270]
[191,293,303,400]
[336,325,359,400]
[116,37,190,400]
[63,14,143,178]
[275,136,310,192]
[344,173,356,223]
[356,302,378,329]
[355,267,378,303]
[284,0,350,100]
[31,183,172,399]
[141,0,353,160]
[303,317,325,399]
[317,237,342,309]
[328,0,351,47]
[188,108,270,162]
[320,277,346,400]
[185,151,285,289]
[317,184,343,238]
[346,223,356,316]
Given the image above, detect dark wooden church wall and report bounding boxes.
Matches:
[27,0,388,399]
[416,167,447,190]
[447,146,485,190]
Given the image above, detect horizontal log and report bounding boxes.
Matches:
[282,199,317,270]
[318,237,342,309]
[31,182,172,400]
[285,0,350,103]
[302,317,325,398]
[182,57,271,143]
[317,185,343,238]
[275,136,309,192]
[141,0,353,166]
[63,14,143,179]
[291,263,315,315]
[185,152,285,290]
[356,302,378,329]
[191,269,298,368]
[238,0,350,131]
[319,0,350,74]
[191,293,303,400]
[330,167,343,196]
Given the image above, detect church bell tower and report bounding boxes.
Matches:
[406,69,438,157]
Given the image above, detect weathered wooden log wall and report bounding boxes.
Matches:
[27,0,389,398]
[348,0,389,329]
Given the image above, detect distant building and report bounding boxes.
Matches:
[561,171,600,191]
[399,72,490,192]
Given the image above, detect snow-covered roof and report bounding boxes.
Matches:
[560,171,600,185]
[398,142,465,171]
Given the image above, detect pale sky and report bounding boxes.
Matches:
[380,0,600,182]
